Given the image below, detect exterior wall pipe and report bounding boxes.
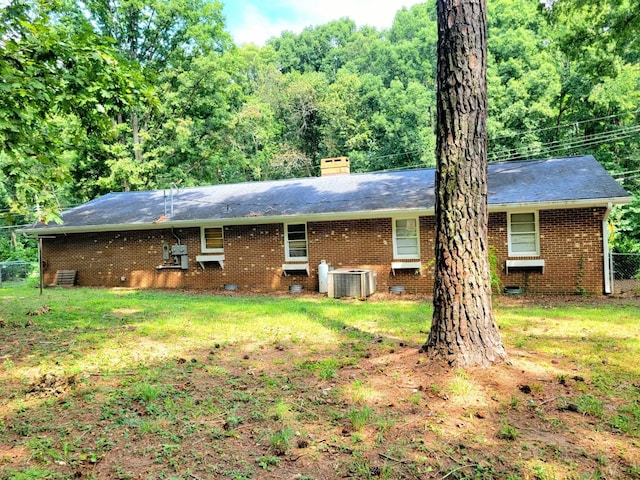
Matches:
[602,202,613,294]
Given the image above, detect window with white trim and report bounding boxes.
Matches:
[508,212,539,256]
[285,223,308,261]
[393,218,420,259]
[201,226,224,253]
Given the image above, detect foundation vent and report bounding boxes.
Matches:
[55,270,77,287]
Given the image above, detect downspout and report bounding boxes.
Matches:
[602,203,613,295]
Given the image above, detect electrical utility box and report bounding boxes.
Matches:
[171,244,188,256]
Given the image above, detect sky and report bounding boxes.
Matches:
[222,0,425,46]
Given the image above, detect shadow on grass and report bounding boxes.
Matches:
[2,288,639,479]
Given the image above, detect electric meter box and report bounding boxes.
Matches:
[171,244,188,255]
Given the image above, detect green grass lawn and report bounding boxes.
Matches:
[1,286,639,479]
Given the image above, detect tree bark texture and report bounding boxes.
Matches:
[425,0,507,367]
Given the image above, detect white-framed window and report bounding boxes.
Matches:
[508,211,539,256]
[393,218,420,259]
[285,223,308,261]
[200,226,224,253]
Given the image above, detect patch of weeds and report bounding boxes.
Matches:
[298,358,341,380]
[556,373,569,385]
[411,438,430,454]
[497,423,520,441]
[154,443,180,464]
[316,359,341,380]
[329,407,346,426]
[542,443,564,459]
[60,440,77,462]
[343,452,379,479]
[626,464,640,477]
[424,419,444,436]
[250,408,267,421]
[609,400,640,435]
[529,382,544,393]
[347,380,374,404]
[375,414,396,434]
[111,465,134,479]
[513,337,528,348]
[256,455,280,471]
[230,390,256,404]
[448,369,472,396]
[224,413,244,430]
[575,394,604,418]
[26,437,61,463]
[131,382,163,403]
[222,465,254,479]
[527,460,557,480]
[429,383,442,396]
[348,406,372,432]
[464,463,498,479]
[11,420,33,437]
[270,400,291,421]
[0,468,63,479]
[138,419,158,435]
[259,373,283,389]
[386,444,406,461]
[374,414,396,444]
[207,365,230,377]
[2,355,15,372]
[209,427,226,440]
[269,427,293,456]
[595,452,608,466]
[547,416,568,432]
[408,391,421,406]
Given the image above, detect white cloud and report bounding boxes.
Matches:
[228,0,425,46]
[302,0,423,29]
[230,4,303,46]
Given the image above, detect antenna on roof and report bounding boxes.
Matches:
[169,182,178,218]
[163,182,179,218]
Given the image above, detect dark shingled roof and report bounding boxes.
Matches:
[24,155,631,233]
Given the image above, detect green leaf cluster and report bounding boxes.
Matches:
[0,0,638,250]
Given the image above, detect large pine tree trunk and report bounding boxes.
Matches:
[424,0,507,367]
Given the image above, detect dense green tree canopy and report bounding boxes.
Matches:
[1,0,638,254]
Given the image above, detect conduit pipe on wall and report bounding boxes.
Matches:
[602,202,613,295]
[156,264,183,270]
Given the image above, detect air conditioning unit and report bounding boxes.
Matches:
[327,269,377,298]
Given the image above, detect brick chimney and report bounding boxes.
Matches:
[320,157,350,176]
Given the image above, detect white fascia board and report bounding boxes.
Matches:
[488,196,632,213]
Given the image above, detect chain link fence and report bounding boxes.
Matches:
[611,253,640,296]
[0,261,36,287]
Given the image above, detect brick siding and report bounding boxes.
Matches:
[41,207,608,295]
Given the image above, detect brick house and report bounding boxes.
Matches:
[22,155,632,295]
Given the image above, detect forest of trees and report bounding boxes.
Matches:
[1,0,639,259]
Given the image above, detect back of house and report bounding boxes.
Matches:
[21,155,632,295]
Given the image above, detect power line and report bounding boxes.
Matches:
[488,124,640,163]
[490,109,640,141]
[612,169,640,177]
[490,123,640,160]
